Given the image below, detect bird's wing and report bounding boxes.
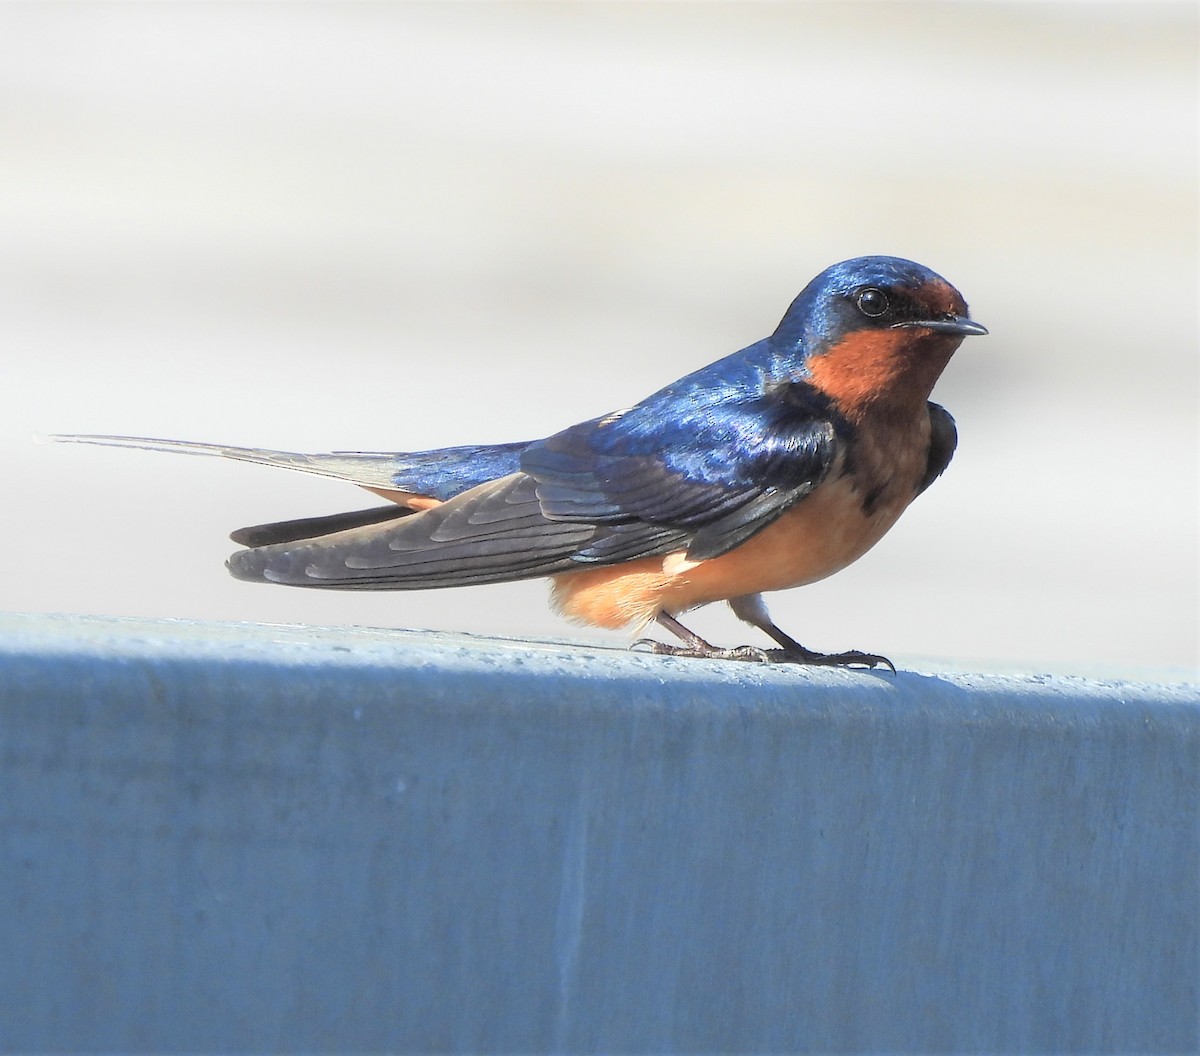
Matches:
[522,383,844,561]
[50,434,529,502]
[228,383,845,590]
[227,472,647,589]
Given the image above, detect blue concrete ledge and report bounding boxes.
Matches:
[0,612,1196,1053]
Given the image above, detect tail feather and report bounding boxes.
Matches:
[229,503,414,547]
[50,433,532,501]
[50,434,411,490]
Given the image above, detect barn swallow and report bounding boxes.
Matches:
[55,255,986,669]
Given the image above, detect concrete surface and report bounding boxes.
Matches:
[0,612,1196,1052]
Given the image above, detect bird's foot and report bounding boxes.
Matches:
[631,638,772,663]
[718,596,897,672]
[766,644,896,673]
[634,610,897,673]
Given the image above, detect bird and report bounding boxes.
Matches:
[55,255,986,669]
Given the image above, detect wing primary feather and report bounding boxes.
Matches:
[227,473,601,590]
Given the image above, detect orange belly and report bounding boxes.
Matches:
[549,473,914,630]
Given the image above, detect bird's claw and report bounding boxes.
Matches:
[632,638,894,672]
[768,646,897,674]
[631,638,772,663]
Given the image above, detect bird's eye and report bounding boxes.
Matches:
[856,288,889,318]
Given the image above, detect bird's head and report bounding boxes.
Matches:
[771,256,987,419]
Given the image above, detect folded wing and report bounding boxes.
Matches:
[227,383,846,591]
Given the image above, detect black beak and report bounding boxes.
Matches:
[893,315,988,337]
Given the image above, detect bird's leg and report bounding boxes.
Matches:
[728,594,896,673]
[632,611,771,663]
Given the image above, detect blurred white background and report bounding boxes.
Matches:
[2,2,1195,678]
